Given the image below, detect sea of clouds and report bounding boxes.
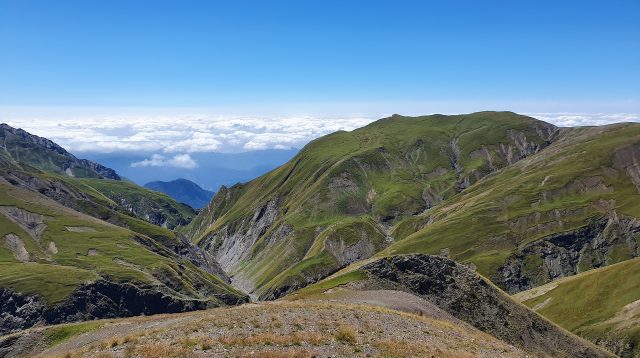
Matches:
[3,112,638,169]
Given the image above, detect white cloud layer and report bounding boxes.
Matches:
[1,115,375,154]
[1,112,638,156]
[526,113,640,127]
[131,154,198,169]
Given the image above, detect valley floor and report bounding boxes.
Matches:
[4,293,527,358]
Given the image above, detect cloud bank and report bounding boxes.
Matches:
[2,115,375,154]
[2,113,637,161]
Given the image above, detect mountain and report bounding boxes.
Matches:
[0,180,247,335]
[81,149,299,192]
[1,255,610,358]
[0,124,248,334]
[290,254,610,357]
[145,178,214,209]
[3,113,639,357]
[184,112,560,299]
[384,120,640,293]
[1,123,195,231]
[183,111,640,354]
[514,256,640,357]
[1,123,119,180]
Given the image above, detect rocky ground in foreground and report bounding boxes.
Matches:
[6,300,526,358]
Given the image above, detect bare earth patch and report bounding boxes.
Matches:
[65,226,98,233]
[3,233,30,262]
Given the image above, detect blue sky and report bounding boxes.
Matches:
[1,0,638,110]
[0,0,639,159]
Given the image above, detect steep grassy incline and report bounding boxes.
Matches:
[186,112,557,298]
[385,122,640,292]
[0,180,247,335]
[514,257,640,357]
[0,123,195,231]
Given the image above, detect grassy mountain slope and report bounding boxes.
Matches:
[384,122,640,291]
[0,124,247,334]
[0,123,195,231]
[0,123,119,180]
[514,257,640,357]
[185,112,559,298]
[0,179,246,334]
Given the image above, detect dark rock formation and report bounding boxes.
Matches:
[0,280,247,336]
[497,215,640,293]
[359,254,612,358]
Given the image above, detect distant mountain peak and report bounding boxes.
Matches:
[0,123,120,180]
[144,178,214,209]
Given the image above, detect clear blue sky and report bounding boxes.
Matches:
[0,0,638,112]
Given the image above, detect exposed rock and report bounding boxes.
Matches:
[470,145,495,171]
[0,206,48,243]
[421,186,443,210]
[613,142,640,193]
[65,226,97,232]
[202,198,282,274]
[3,234,29,262]
[132,233,231,283]
[447,138,467,191]
[0,280,247,336]
[359,254,611,357]
[46,241,58,255]
[497,214,640,293]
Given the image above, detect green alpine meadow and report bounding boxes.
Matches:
[1,1,638,356]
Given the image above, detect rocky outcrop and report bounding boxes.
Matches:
[201,198,282,273]
[0,206,49,243]
[613,142,640,193]
[0,169,193,230]
[0,279,247,336]
[3,234,29,262]
[0,123,120,180]
[0,170,93,212]
[359,254,611,357]
[497,214,640,293]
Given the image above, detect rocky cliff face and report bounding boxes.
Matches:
[358,254,611,358]
[497,212,640,293]
[0,280,247,335]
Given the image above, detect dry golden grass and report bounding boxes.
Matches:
[334,325,358,344]
[373,339,477,358]
[38,301,527,358]
[216,330,329,347]
[134,343,191,358]
[241,348,315,358]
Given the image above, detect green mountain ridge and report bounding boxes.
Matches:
[186,112,639,313]
[0,124,247,334]
[2,113,639,357]
[185,111,562,299]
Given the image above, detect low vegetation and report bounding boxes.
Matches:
[515,257,640,357]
